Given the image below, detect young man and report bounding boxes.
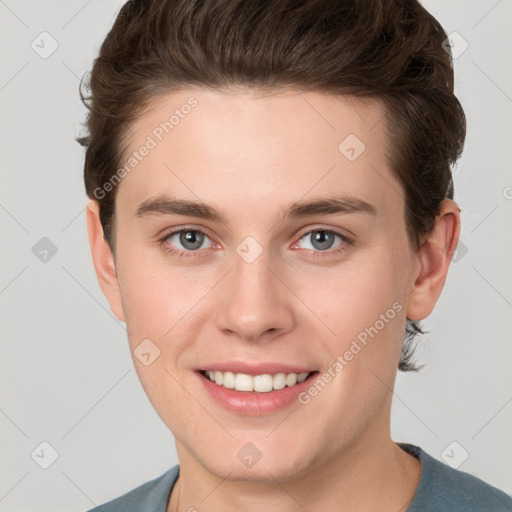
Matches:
[79,1,512,511]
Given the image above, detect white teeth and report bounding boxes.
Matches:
[204,370,311,392]
[273,373,286,390]
[253,374,273,392]
[297,372,309,383]
[285,373,297,387]
[234,373,253,391]
[222,371,235,389]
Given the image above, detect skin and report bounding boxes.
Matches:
[86,87,460,512]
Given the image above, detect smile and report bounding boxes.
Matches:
[200,370,311,392]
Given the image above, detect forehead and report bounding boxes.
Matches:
[116,87,401,221]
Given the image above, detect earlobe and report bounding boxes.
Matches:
[406,199,461,321]
[85,200,125,322]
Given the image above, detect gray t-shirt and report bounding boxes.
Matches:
[86,443,512,511]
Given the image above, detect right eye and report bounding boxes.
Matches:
[161,228,215,258]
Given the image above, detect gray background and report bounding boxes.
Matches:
[0,1,511,510]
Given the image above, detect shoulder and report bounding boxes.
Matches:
[85,465,179,512]
[400,444,512,512]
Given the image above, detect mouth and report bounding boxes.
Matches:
[199,369,317,393]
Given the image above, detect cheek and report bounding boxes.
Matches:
[115,243,199,339]
[120,274,173,343]
[317,254,404,331]
[115,257,200,420]
[303,266,407,436]
[308,246,410,377]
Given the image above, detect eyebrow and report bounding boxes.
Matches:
[135,194,377,223]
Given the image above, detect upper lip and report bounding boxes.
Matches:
[197,362,316,376]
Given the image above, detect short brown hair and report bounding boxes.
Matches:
[77,0,466,371]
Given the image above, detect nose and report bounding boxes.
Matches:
[215,246,295,343]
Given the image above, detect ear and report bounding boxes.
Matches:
[85,199,125,322]
[406,199,461,321]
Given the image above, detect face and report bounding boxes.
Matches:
[91,87,426,481]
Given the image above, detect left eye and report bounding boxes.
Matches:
[296,229,346,251]
[164,230,213,251]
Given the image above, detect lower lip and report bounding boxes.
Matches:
[196,371,319,416]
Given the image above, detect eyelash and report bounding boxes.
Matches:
[159,226,353,259]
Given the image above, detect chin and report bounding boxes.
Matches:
[197,446,316,484]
